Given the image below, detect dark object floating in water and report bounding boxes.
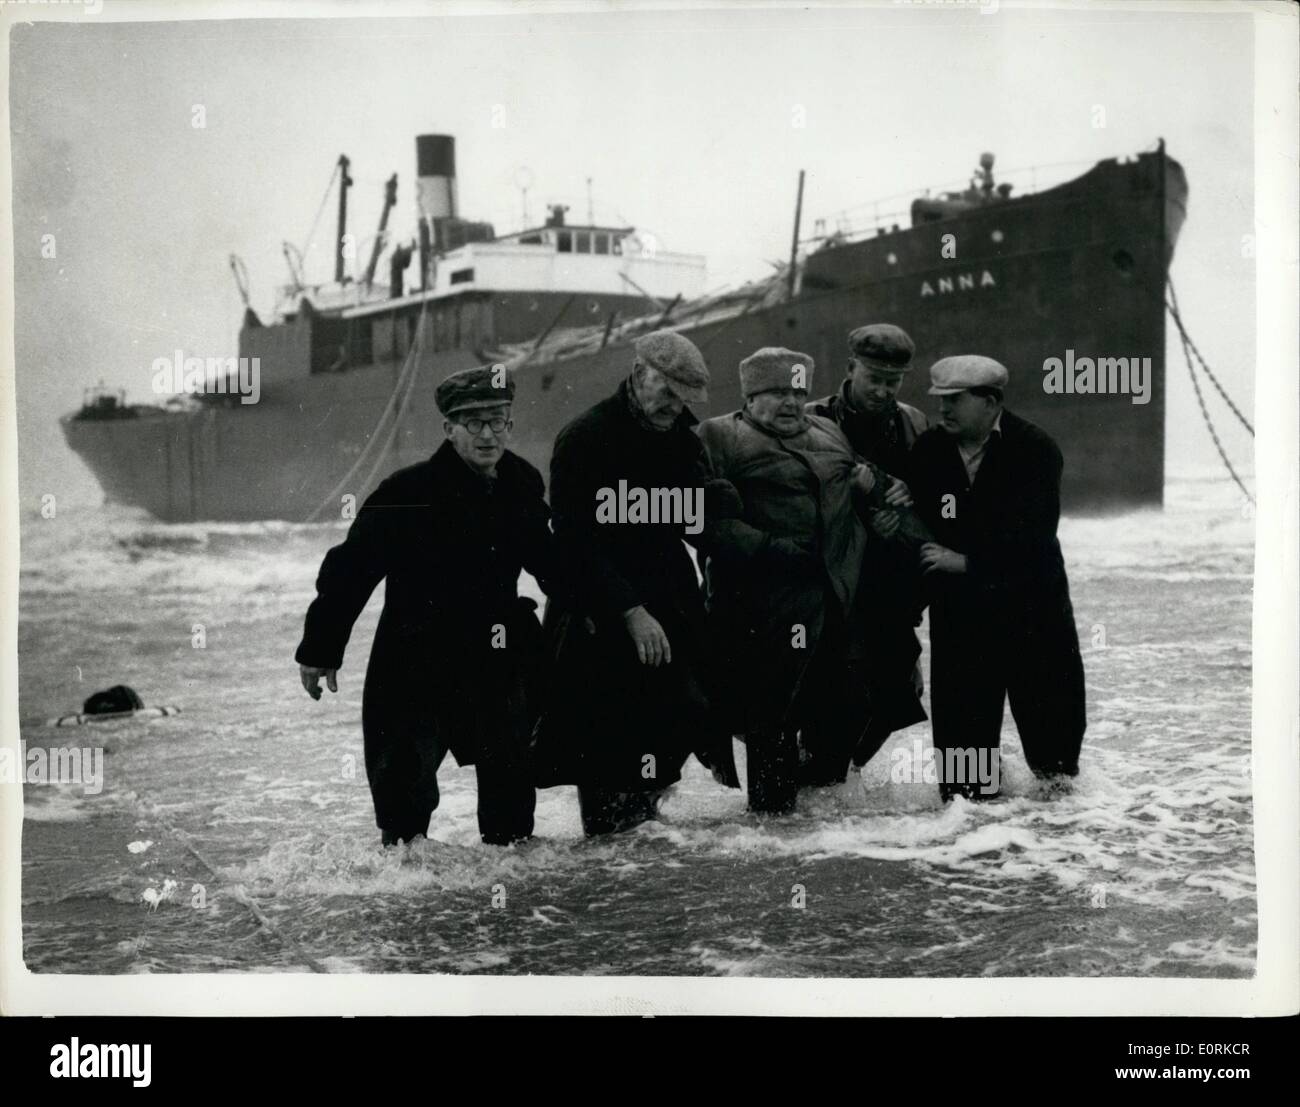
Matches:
[47,706,182,728]
[45,685,181,727]
[83,685,144,715]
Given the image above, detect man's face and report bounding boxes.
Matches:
[633,363,686,429]
[936,390,998,442]
[445,404,512,473]
[847,359,905,413]
[746,388,810,436]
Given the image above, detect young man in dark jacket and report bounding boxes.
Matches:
[805,323,931,778]
[806,323,928,473]
[907,355,1087,801]
[296,364,556,846]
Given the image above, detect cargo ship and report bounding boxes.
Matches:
[61,134,1187,521]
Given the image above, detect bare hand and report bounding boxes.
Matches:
[920,543,967,575]
[872,509,901,539]
[884,478,913,508]
[300,665,338,700]
[623,605,672,667]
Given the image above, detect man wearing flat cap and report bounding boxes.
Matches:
[806,323,931,778]
[907,355,1087,801]
[296,364,558,846]
[534,329,739,836]
[808,323,928,472]
[696,347,909,812]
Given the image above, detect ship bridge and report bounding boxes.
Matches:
[247,187,706,380]
[341,216,705,323]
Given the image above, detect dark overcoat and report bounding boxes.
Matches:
[295,441,555,831]
[907,408,1086,775]
[532,379,736,792]
[807,385,931,736]
[695,411,870,735]
[807,383,927,478]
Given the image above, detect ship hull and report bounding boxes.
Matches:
[62,148,1186,521]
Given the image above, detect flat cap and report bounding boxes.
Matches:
[435,363,514,416]
[928,355,1009,395]
[739,347,815,398]
[848,323,915,372]
[634,330,709,404]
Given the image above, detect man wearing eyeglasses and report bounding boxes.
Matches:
[295,364,557,847]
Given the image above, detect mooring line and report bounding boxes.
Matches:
[146,804,329,974]
[1167,280,1255,437]
[1169,303,1255,507]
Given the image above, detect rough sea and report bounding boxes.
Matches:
[17,475,1255,977]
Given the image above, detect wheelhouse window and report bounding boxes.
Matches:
[557,231,572,253]
[594,233,610,255]
[575,231,591,254]
[450,268,475,285]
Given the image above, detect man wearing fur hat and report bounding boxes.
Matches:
[695,347,914,813]
[296,363,557,847]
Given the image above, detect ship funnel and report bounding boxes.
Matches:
[415,134,457,290]
[416,134,458,222]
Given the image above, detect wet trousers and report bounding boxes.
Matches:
[744,731,801,814]
[379,753,535,847]
[929,604,1086,802]
[576,785,665,837]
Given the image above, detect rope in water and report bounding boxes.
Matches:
[146,803,329,973]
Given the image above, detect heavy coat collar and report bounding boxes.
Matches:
[428,437,532,499]
[929,407,1027,491]
[827,380,925,441]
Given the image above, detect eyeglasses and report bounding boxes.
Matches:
[458,416,510,435]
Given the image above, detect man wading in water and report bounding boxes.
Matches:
[907,355,1087,801]
[533,330,739,835]
[696,347,917,813]
[805,323,930,779]
[296,364,558,846]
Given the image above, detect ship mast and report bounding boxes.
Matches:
[335,153,353,284]
[787,169,805,300]
[363,174,398,289]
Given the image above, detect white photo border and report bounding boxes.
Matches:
[1,0,1295,1018]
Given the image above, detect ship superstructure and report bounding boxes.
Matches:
[62,135,1187,521]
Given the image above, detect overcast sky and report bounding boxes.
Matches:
[8,2,1259,503]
